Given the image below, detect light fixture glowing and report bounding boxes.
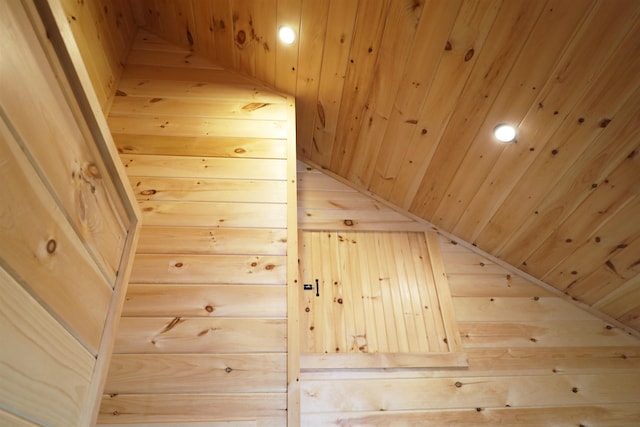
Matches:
[278,26,295,45]
[493,124,517,143]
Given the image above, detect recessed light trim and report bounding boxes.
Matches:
[278,26,295,45]
[494,124,517,143]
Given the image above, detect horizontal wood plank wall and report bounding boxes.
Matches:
[58,0,136,114]
[99,30,291,425]
[297,164,640,425]
[2,1,140,425]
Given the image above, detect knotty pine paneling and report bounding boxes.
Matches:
[295,162,640,425]
[59,0,136,114]
[100,30,294,424]
[140,0,640,334]
[2,1,140,424]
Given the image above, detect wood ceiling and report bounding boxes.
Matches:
[129,0,640,333]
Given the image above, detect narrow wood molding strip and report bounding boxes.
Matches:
[300,352,468,370]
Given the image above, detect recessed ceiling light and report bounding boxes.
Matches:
[494,124,517,143]
[278,26,295,45]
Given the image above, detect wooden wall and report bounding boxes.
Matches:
[98,30,298,425]
[1,1,139,425]
[59,0,136,114]
[128,0,640,335]
[297,162,640,426]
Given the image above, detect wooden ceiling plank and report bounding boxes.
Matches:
[138,0,160,33]
[294,0,329,160]
[328,0,391,175]
[524,140,640,284]
[275,0,302,94]
[188,0,216,59]
[421,1,640,231]
[570,236,640,309]
[346,0,427,188]
[209,0,235,68]
[231,0,257,76]
[368,0,462,200]
[394,0,503,212]
[493,89,640,269]
[154,0,185,50]
[474,44,639,258]
[543,197,640,296]
[253,0,277,87]
[428,0,552,232]
[307,0,358,166]
[594,274,640,320]
[445,0,597,238]
[618,304,640,331]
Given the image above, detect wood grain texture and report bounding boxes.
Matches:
[299,231,460,355]
[0,117,111,351]
[105,354,286,393]
[0,266,95,427]
[101,30,293,424]
[99,393,286,424]
[142,0,640,334]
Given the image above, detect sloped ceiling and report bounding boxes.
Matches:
[129,0,640,333]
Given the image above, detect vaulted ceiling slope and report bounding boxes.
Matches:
[126,0,640,332]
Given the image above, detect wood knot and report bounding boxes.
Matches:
[87,163,100,178]
[599,118,611,128]
[455,381,462,388]
[305,307,310,312]
[464,48,474,62]
[251,262,258,267]
[265,264,275,270]
[572,387,578,393]
[234,148,246,153]
[236,30,246,45]
[337,298,343,304]
[46,239,57,254]
[140,189,157,196]
[175,262,183,268]
[444,40,452,51]
[205,305,214,313]
[225,367,233,373]
[343,219,354,226]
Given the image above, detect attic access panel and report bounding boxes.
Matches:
[299,230,466,370]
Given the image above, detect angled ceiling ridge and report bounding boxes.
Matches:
[298,156,640,340]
